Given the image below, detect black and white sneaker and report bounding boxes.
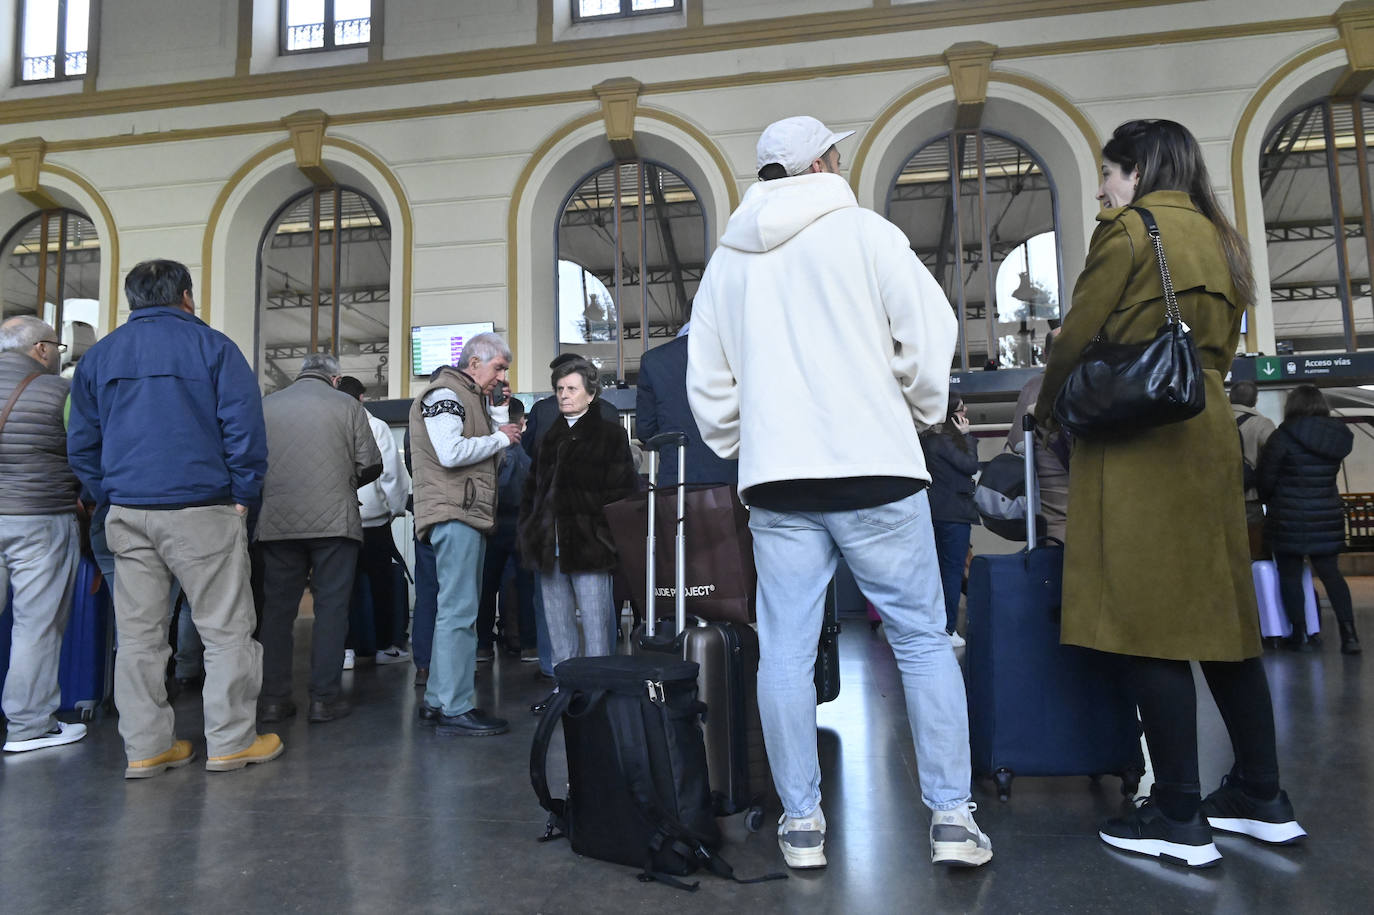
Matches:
[1099,797,1222,868]
[1200,776,1307,845]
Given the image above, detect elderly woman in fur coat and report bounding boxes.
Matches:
[518,357,637,709]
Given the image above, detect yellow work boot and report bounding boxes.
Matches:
[125,740,195,779]
[206,733,284,772]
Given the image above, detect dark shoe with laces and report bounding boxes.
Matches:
[1200,776,1307,845]
[436,708,508,737]
[308,699,352,723]
[1339,621,1362,655]
[1099,798,1221,868]
[258,700,297,723]
[417,703,442,725]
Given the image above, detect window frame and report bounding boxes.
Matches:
[570,0,683,25]
[15,0,92,85]
[278,0,372,56]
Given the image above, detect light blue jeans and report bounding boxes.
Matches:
[425,520,485,717]
[749,489,973,818]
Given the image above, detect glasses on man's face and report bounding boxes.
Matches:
[38,340,68,353]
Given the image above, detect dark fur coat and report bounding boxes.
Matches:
[518,405,637,573]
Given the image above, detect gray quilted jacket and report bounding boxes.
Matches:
[255,371,383,542]
[0,349,78,515]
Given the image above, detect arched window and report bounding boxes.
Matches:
[1261,97,1374,354]
[886,130,1062,370]
[555,160,705,383]
[0,208,101,364]
[257,186,390,396]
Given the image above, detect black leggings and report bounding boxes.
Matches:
[1275,552,1353,635]
[1127,655,1280,820]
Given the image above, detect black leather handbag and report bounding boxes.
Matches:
[1052,206,1204,439]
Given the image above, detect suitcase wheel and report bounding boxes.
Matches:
[744,806,764,833]
[993,768,1014,802]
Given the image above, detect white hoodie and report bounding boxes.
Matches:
[358,411,410,527]
[686,172,956,499]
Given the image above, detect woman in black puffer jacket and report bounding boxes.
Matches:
[918,394,981,645]
[1257,384,1359,653]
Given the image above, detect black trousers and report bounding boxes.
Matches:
[259,537,359,704]
[1275,551,1353,635]
[1127,654,1281,819]
[477,523,535,651]
[361,525,407,650]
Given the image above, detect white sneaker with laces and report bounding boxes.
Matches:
[4,721,87,753]
[948,631,966,648]
[778,806,827,869]
[343,649,355,671]
[930,802,993,867]
[376,646,411,665]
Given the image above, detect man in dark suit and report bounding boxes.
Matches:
[636,332,738,486]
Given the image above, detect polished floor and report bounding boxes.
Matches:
[1,586,1370,915]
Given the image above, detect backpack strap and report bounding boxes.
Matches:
[528,688,575,840]
[0,371,43,440]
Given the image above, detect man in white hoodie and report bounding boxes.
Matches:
[687,116,991,871]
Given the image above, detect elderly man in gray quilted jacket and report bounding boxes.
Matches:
[256,353,382,725]
[0,316,85,754]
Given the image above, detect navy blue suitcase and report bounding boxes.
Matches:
[964,417,1143,801]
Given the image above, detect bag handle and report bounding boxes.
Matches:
[1126,206,1182,327]
[0,371,43,440]
[529,688,576,837]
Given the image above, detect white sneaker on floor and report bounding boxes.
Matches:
[931,802,993,867]
[375,646,410,665]
[343,649,356,671]
[778,806,827,869]
[4,721,87,753]
[948,631,966,648]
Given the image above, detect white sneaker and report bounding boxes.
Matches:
[931,802,993,867]
[343,649,356,671]
[4,721,87,753]
[778,806,827,869]
[375,646,410,665]
[948,631,966,648]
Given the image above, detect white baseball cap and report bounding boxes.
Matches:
[756,116,856,177]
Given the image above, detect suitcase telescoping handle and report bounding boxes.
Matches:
[643,431,688,638]
[1022,413,1041,546]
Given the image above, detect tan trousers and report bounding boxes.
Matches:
[106,505,262,760]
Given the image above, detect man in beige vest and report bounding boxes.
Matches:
[409,332,521,736]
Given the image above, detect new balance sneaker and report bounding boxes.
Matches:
[930,802,993,867]
[376,646,410,665]
[3,721,86,753]
[1200,776,1307,845]
[778,807,827,869]
[1099,798,1221,868]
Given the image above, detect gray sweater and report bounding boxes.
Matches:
[255,372,383,542]
[0,350,77,515]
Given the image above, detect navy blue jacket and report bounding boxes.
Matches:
[1258,415,1354,556]
[636,336,738,486]
[920,429,980,525]
[68,306,268,509]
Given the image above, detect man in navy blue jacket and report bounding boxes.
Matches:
[68,260,283,779]
[636,331,738,486]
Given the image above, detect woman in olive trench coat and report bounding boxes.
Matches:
[1033,120,1306,867]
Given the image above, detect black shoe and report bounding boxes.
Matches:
[529,690,558,715]
[476,646,495,663]
[435,708,508,737]
[308,699,352,723]
[1200,776,1307,844]
[258,700,297,723]
[417,703,442,725]
[414,667,429,687]
[1099,798,1221,867]
[1339,621,1362,655]
[1282,634,1316,652]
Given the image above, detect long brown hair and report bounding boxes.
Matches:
[1102,119,1256,308]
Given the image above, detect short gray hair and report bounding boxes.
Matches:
[301,352,342,376]
[0,315,54,353]
[459,332,511,369]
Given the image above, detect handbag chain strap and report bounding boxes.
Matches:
[1130,206,1182,327]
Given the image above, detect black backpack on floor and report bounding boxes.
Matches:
[530,654,784,891]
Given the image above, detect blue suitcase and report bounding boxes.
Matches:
[964,417,1143,801]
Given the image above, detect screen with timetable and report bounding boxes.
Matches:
[410,322,495,375]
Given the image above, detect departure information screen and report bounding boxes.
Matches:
[410,322,494,375]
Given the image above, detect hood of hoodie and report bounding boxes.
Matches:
[719,172,858,253]
[1284,415,1354,460]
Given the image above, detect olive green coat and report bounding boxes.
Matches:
[1033,190,1260,662]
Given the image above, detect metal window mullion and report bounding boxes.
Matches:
[310,188,322,352]
[614,162,624,376]
[1321,100,1358,352]
[36,212,50,320]
[1351,99,1374,353]
[976,131,997,366]
[53,210,69,332]
[54,0,67,80]
[324,0,336,51]
[332,185,343,355]
[639,160,648,377]
[948,134,969,371]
